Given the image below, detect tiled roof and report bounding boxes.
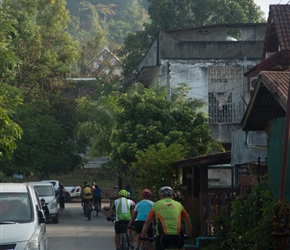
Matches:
[268,5,290,51]
[242,71,290,131]
[264,4,290,52]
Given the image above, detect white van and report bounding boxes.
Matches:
[29,182,59,223]
[0,183,48,250]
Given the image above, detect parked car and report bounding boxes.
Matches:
[41,179,81,202]
[0,183,48,250]
[29,181,59,223]
[64,185,81,202]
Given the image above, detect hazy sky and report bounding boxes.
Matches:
[254,0,289,18]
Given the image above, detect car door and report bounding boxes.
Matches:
[33,189,49,250]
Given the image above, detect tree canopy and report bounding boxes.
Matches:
[0,0,86,179]
[76,83,224,190]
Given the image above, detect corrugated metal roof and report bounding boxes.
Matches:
[242,71,290,131]
[175,151,231,168]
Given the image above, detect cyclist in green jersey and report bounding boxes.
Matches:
[140,186,192,250]
[107,189,135,250]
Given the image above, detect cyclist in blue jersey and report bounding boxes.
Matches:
[92,184,107,210]
[128,189,154,250]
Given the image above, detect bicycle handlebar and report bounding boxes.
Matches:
[107,217,115,222]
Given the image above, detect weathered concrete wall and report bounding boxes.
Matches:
[161,41,264,59]
[208,168,232,187]
[231,130,267,165]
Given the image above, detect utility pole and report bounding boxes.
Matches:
[166,61,171,101]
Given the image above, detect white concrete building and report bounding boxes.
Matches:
[136,23,266,149]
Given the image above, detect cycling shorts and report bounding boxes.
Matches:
[155,234,184,250]
[134,221,153,238]
[115,220,129,234]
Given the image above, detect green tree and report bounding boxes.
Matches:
[129,143,187,199]
[3,99,85,179]
[0,84,23,161]
[0,0,85,177]
[111,83,223,173]
[76,91,123,158]
[67,1,105,77]
[77,82,223,185]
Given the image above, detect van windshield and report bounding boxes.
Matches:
[34,186,54,196]
[0,193,32,223]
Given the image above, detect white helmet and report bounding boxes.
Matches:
[159,186,173,196]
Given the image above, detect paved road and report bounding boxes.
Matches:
[46,202,115,250]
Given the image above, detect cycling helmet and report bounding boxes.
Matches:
[141,189,152,199]
[159,186,173,196]
[127,192,131,198]
[119,189,128,197]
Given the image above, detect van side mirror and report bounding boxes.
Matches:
[38,210,46,224]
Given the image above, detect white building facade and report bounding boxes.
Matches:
[136,23,266,149]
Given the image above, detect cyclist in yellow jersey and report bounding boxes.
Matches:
[107,189,135,250]
[81,183,93,218]
[82,184,93,200]
[140,186,192,250]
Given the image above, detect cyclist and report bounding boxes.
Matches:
[128,189,154,250]
[107,189,135,250]
[92,184,107,211]
[140,186,192,250]
[81,183,93,220]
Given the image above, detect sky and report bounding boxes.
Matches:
[254,0,289,18]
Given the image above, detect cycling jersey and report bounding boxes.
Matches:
[111,197,134,221]
[147,198,189,235]
[93,187,102,198]
[134,199,154,221]
[82,186,93,200]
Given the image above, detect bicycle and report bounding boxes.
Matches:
[110,218,131,250]
[128,225,153,250]
[94,198,101,217]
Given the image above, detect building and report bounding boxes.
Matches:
[88,46,122,78]
[136,23,266,149]
[242,5,290,202]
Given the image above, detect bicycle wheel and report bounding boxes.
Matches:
[85,201,91,220]
[120,233,127,250]
[96,201,100,217]
[140,242,145,250]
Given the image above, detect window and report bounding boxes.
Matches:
[209,92,233,123]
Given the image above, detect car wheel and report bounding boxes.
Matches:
[65,192,71,203]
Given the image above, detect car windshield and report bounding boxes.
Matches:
[34,186,54,196]
[0,193,32,223]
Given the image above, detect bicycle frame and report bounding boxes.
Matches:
[119,231,130,250]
